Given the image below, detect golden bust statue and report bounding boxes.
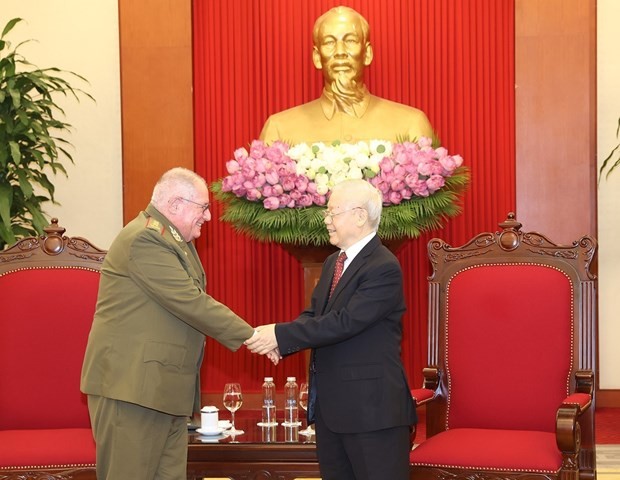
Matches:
[259,6,434,145]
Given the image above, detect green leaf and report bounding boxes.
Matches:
[17,168,34,199]
[0,183,13,229]
[1,18,22,39]
[8,141,21,164]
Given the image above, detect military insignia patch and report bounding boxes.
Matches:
[169,226,183,242]
[146,218,164,234]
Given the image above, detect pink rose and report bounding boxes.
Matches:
[298,194,313,207]
[390,179,406,191]
[226,160,240,174]
[412,180,430,197]
[439,156,458,173]
[265,146,284,162]
[246,188,262,201]
[426,174,446,193]
[263,197,280,210]
[312,194,327,206]
[265,171,279,185]
[281,176,296,191]
[254,173,266,188]
[278,194,292,207]
[388,191,403,204]
[295,176,309,192]
[379,157,393,173]
[418,136,433,148]
[233,148,248,161]
[249,140,267,159]
[417,161,433,177]
[262,185,276,197]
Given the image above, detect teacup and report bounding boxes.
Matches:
[200,405,219,430]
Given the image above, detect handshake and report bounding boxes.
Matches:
[245,324,281,365]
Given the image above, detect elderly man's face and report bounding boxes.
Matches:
[314,12,370,87]
[174,185,212,242]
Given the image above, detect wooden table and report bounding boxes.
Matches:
[187,411,320,480]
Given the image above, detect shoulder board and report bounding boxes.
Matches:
[145,217,165,234]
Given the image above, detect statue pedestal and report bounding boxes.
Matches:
[281,244,338,306]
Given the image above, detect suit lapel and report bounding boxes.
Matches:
[324,236,381,309]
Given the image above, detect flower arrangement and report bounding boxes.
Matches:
[212,137,469,246]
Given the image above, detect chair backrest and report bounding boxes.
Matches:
[425,213,596,435]
[0,219,106,430]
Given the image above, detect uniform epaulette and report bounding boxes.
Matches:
[145,217,165,235]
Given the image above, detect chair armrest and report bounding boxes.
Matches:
[556,370,594,454]
[411,388,435,406]
[411,367,441,406]
[561,392,592,413]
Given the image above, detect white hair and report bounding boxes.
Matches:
[331,179,382,231]
[151,167,207,210]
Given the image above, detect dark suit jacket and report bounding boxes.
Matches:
[275,235,416,434]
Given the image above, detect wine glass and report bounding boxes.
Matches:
[223,383,244,437]
[298,382,314,436]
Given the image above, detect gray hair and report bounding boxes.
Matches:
[331,179,382,231]
[312,6,371,46]
[151,167,207,210]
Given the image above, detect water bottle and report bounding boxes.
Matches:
[284,376,299,425]
[261,376,276,425]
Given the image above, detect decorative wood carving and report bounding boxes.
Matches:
[0,219,105,271]
[412,212,598,480]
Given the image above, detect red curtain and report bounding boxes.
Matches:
[193,0,515,394]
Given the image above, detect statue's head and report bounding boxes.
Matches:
[312,6,374,88]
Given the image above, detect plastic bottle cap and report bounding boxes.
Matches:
[264,377,273,382]
[287,376,296,381]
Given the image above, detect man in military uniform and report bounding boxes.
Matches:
[259,6,434,145]
[81,167,272,480]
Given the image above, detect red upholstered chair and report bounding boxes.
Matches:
[409,213,597,480]
[0,219,104,479]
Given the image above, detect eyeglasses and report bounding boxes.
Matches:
[179,197,210,214]
[321,206,363,221]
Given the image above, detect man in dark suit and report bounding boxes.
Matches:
[81,167,277,480]
[246,179,415,480]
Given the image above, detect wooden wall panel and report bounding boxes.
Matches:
[119,0,194,222]
[515,0,597,244]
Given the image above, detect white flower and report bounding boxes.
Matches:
[370,139,393,157]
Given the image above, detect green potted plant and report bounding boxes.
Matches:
[599,117,620,182]
[0,17,92,250]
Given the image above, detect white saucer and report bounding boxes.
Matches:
[281,421,302,427]
[196,426,225,436]
[257,421,279,427]
[218,420,232,429]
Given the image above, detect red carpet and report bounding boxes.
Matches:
[415,408,620,444]
[596,407,620,444]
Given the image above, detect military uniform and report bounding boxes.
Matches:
[81,204,254,479]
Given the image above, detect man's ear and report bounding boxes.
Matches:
[168,197,181,215]
[356,208,368,227]
[312,47,323,70]
[364,43,373,66]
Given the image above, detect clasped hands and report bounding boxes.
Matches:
[246,324,281,365]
